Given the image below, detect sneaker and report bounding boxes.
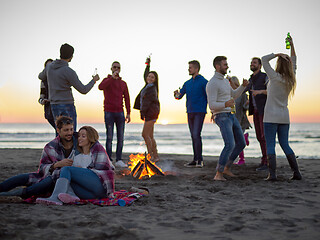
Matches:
[256,164,268,171]
[184,161,197,167]
[196,161,204,168]
[115,160,128,168]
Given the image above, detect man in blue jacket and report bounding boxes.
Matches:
[174,60,208,167]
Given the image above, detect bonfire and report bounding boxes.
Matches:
[128,153,164,179]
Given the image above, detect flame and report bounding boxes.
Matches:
[128,153,164,179]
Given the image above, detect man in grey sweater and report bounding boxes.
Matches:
[206,56,248,181]
[39,43,100,130]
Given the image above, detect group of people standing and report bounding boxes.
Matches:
[0,43,163,204]
[0,35,302,205]
[175,36,301,181]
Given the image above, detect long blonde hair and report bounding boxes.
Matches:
[275,57,296,97]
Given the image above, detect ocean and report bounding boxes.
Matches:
[0,123,319,159]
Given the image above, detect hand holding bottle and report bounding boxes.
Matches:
[225,98,235,108]
[92,68,100,82]
[286,32,291,49]
[174,88,181,99]
[145,53,152,65]
[242,78,249,87]
[286,34,293,46]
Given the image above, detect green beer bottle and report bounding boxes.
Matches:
[286,32,291,49]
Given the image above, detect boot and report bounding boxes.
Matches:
[235,151,245,165]
[0,188,24,197]
[58,185,80,204]
[266,155,277,181]
[286,154,302,180]
[244,133,249,146]
[36,178,69,205]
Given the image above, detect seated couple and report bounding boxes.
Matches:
[0,116,115,205]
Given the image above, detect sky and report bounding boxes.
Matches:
[0,0,320,124]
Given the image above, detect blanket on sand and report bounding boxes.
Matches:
[23,190,146,206]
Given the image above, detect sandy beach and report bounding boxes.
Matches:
[0,149,319,240]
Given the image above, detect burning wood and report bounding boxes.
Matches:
[128,153,165,179]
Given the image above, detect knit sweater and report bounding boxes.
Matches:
[262,53,297,124]
[98,75,131,114]
[206,72,245,116]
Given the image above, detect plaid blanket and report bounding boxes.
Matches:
[23,190,146,206]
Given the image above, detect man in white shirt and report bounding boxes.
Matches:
[206,56,248,181]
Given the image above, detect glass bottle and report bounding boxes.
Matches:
[286,32,291,49]
[230,97,236,114]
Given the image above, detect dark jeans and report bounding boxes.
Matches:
[264,123,294,156]
[0,174,54,198]
[187,112,206,162]
[253,110,267,164]
[215,113,246,172]
[46,117,56,130]
[44,104,56,131]
[104,112,125,161]
[51,104,77,131]
[60,166,106,199]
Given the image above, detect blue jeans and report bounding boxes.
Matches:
[0,174,54,198]
[215,113,246,172]
[104,112,125,161]
[187,113,206,162]
[51,104,77,131]
[263,123,294,156]
[60,166,106,199]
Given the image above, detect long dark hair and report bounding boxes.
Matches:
[148,71,159,97]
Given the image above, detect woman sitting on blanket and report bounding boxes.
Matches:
[37,126,115,205]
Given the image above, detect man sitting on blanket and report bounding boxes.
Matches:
[0,116,78,199]
[36,125,115,205]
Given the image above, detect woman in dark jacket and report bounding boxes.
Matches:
[134,57,160,161]
[38,59,55,132]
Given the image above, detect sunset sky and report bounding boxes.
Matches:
[0,0,319,124]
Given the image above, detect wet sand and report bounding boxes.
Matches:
[0,149,319,240]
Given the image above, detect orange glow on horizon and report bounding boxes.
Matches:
[1,82,319,124]
[1,111,319,124]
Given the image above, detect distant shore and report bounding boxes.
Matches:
[0,149,319,240]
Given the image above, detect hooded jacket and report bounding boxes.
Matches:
[39,59,95,104]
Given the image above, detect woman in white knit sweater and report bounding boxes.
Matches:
[261,35,302,181]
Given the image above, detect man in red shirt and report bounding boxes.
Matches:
[99,61,131,168]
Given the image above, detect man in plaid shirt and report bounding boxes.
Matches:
[0,116,77,199]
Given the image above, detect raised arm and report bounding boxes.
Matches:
[261,54,278,79]
[286,35,296,57]
[144,57,151,83]
[98,76,112,90]
[68,69,97,94]
[287,35,297,74]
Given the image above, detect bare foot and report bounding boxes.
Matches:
[214,172,226,181]
[223,168,236,177]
